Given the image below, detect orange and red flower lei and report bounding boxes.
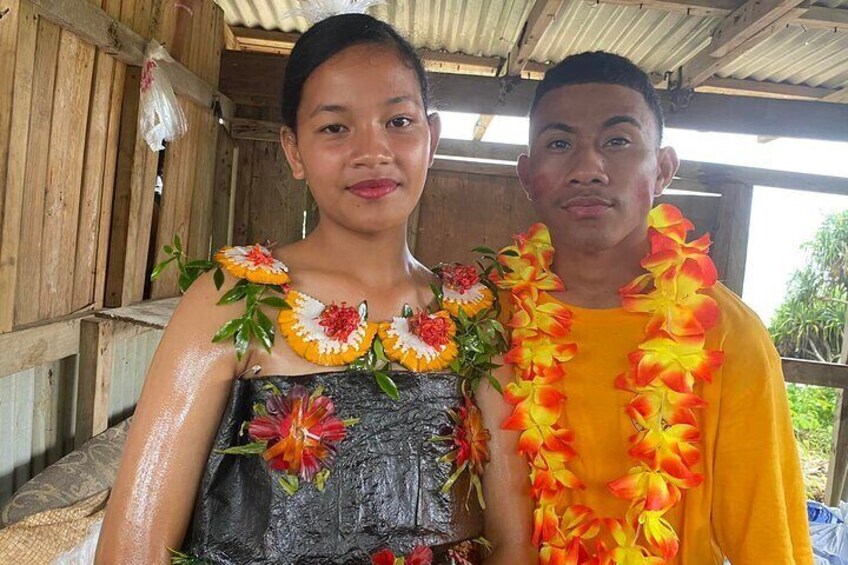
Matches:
[496,204,723,564]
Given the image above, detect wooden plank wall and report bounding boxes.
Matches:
[150,0,225,298]
[0,327,160,507]
[0,0,223,505]
[231,140,310,246]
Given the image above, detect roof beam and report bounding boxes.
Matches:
[505,0,563,76]
[472,115,495,141]
[598,0,848,31]
[679,0,808,88]
[708,0,805,59]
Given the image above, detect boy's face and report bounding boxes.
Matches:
[518,83,678,254]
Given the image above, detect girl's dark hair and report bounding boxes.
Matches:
[281,13,429,132]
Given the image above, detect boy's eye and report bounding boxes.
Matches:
[606,137,631,147]
[389,117,413,128]
[547,139,570,150]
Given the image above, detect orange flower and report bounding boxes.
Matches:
[248,385,350,482]
[499,205,720,563]
[214,244,290,285]
[439,264,496,318]
[438,395,491,508]
[278,291,377,366]
[379,310,458,372]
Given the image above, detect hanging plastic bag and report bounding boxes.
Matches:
[139,41,188,151]
[810,501,848,565]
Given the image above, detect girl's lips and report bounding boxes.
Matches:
[347,179,398,200]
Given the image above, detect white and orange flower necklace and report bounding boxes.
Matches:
[495,204,723,564]
[214,244,495,374]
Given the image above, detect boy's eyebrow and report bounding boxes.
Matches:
[603,115,642,129]
[535,122,575,140]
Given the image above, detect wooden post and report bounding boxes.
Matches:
[75,317,114,447]
[825,310,848,504]
[711,181,754,295]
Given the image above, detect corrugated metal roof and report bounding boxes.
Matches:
[215,0,848,92]
[718,26,848,88]
[532,2,719,74]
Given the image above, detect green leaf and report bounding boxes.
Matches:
[259,296,289,309]
[373,338,389,364]
[173,234,183,252]
[212,318,242,343]
[342,417,360,427]
[217,283,248,305]
[252,313,274,352]
[213,267,224,290]
[215,441,267,456]
[178,272,193,293]
[150,258,174,281]
[278,474,300,496]
[487,373,504,394]
[235,322,250,360]
[163,245,174,255]
[374,371,399,400]
[429,283,444,304]
[314,469,330,492]
[185,259,215,270]
[500,249,519,257]
[472,246,497,255]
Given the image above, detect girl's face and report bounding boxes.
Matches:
[281,44,440,236]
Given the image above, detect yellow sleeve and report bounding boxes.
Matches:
[711,310,814,564]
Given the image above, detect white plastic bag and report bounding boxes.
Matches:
[139,41,188,151]
[811,501,848,565]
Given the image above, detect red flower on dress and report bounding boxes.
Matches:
[440,264,481,293]
[409,311,452,348]
[248,385,349,481]
[319,302,362,341]
[370,545,433,565]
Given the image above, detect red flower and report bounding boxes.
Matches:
[440,264,481,294]
[371,549,396,565]
[245,244,277,267]
[319,302,362,341]
[408,545,433,565]
[248,386,348,481]
[409,311,452,348]
[454,396,491,475]
[370,546,432,565]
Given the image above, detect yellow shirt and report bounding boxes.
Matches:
[535,283,813,564]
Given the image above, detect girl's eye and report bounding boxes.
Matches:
[389,117,413,128]
[321,124,347,134]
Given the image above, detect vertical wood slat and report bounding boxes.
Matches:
[75,318,114,448]
[211,131,236,251]
[12,370,34,490]
[232,141,254,245]
[72,46,118,311]
[711,181,754,295]
[39,28,96,320]
[0,374,16,503]
[1,2,41,331]
[0,0,22,246]
[105,65,159,308]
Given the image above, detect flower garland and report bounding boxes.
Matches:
[496,204,723,564]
